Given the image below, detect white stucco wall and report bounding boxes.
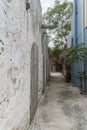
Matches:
[27,0,43,101]
[41,30,49,89]
[0,0,44,130]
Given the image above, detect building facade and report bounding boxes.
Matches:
[72,0,87,93]
[0,0,49,129]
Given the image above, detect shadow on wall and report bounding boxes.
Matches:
[30,43,38,123]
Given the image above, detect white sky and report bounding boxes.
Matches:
[40,0,73,14]
[40,0,55,14]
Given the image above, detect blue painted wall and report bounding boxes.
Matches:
[72,0,82,45]
[72,0,83,88]
[84,28,87,94]
[72,0,87,94]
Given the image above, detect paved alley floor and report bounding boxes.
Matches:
[30,73,87,130]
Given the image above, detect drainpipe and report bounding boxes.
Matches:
[75,0,77,44]
[82,0,85,93]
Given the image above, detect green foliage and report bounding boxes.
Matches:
[65,44,87,65]
[48,47,53,58]
[48,44,62,63]
[43,0,73,45]
[75,72,87,82]
[65,44,87,81]
[65,72,71,83]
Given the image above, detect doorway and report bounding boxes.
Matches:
[30,43,38,123]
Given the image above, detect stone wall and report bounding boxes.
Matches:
[0,0,50,130]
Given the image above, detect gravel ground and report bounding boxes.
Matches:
[29,73,87,130]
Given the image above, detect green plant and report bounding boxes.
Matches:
[65,72,71,83]
[66,44,87,64]
[43,0,73,45]
[48,44,62,63]
[65,44,87,93]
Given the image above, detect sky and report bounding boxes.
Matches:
[40,0,73,14]
[40,0,55,14]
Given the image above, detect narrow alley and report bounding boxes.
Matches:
[30,73,87,130]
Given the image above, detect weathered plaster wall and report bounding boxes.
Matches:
[27,0,44,101]
[41,30,49,92]
[0,1,30,130]
[0,0,47,129]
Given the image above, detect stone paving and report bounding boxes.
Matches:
[29,73,87,130]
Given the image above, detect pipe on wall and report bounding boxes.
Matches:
[82,0,85,93]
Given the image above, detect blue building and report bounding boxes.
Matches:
[72,0,87,94]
